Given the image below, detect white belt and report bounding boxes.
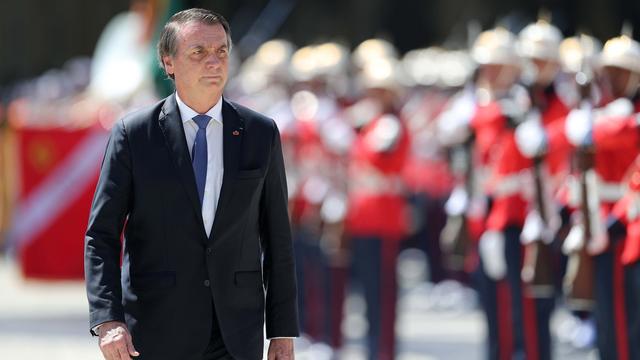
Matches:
[567,176,625,204]
[598,180,626,202]
[350,173,404,195]
[492,172,527,197]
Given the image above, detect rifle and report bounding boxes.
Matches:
[440,138,474,271]
[521,155,557,298]
[563,148,596,310]
[515,79,558,297]
[562,51,596,310]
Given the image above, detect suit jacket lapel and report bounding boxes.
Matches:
[157,93,207,239]
[210,99,244,241]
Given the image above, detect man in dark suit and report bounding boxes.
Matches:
[84,8,299,360]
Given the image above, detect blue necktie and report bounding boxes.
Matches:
[192,114,211,205]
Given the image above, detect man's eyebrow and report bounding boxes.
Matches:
[187,43,228,50]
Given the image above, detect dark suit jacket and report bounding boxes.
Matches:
[85,94,299,360]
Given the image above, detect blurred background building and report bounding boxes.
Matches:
[1,0,639,87]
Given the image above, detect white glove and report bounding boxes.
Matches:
[562,224,585,255]
[479,230,507,280]
[587,227,609,255]
[521,208,559,245]
[436,91,474,146]
[444,185,469,216]
[521,210,545,245]
[515,112,547,158]
[365,114,401,152]
[565,105,592,147]
[562,222,610,256]
[601,97,634,117]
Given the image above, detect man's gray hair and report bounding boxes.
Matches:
[157,8,232,79]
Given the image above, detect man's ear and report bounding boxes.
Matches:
[162,55,175,76]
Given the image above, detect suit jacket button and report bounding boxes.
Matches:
[204,279,210,287]
[206,247,212,255]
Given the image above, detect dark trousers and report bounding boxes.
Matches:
[474,259,501,360]
[594,243,629,360]
[625,261,640,360]
[349,236,399,360]
[293,229,320,337]
[404,193,448,282]
[294,228,345,346]
[503,226,553,360]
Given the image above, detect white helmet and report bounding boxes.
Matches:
[559,35,601,74]
[517,20,563,61]
[401,47,442,87]
[253,39,295,82]
[352,38,398,68]
[290,45,318,82]
[255,39,295,70]
[313,42,350,78]
[471,27,521,67]
[438,50,474,88]
[600,35,640,74]
[358,57,401,92]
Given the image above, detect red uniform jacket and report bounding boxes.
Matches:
[471,101,530,231]
[347,113,411,240]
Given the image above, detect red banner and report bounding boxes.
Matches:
[11,125,108,279]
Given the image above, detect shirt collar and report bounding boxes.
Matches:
[175,92,223,125]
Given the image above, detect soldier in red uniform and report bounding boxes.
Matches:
[286,43,351,347]
[564,33,640,360]
[513,20,571,360]
[439,27,534,360]
[400,48,468,282]
[610,156,640,360]
[346,54,410,360]
[547,34,602,350]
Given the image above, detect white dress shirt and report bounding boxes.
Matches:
[175,92,224,237]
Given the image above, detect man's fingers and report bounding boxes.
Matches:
[115,342,131,360]
[268,340,294,360]
[98,347,111,360]
[126,334,140,357]
[100,341,119,360]
[104,346,121,360]
[101,334,128,360]
[98,323,135,360]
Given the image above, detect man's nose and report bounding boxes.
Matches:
[205,53,222,67]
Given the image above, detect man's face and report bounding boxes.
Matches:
[478,63,520,89]
[163,21,230,98]
[531,58,559,86]
[602,66,639,99]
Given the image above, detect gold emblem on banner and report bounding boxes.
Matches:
[27,138,57,174]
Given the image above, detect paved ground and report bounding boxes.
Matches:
[0,257,598,359]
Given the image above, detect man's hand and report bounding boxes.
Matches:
[97,321,140,360]
[267,338,294,360]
